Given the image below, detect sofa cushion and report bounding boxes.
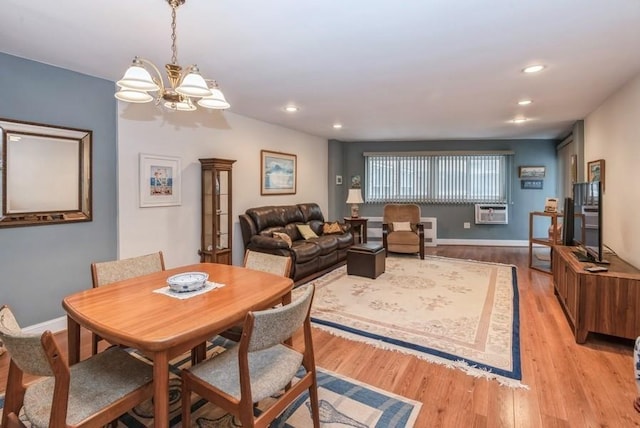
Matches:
[393,221,412,232]
[297,224,318,240]
[333,232,354,249]
[309,235,339,255]
[298,203,325,222]
[272,232,292,248]
[290,240,321,263]
[323,222,342,235]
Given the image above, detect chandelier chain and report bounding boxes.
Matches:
[170,3,178,65]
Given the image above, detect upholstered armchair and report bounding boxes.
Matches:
[382,204,425,259]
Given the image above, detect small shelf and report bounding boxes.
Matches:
[529,211,563,274]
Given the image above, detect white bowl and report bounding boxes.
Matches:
[167,272,209,292]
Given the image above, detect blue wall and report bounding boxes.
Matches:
[0,53,118,326]
[330,139,559,241]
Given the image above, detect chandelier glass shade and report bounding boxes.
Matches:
[114,0,229,111]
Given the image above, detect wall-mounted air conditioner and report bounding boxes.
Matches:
[475,204,508,225]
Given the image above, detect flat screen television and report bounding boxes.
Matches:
[572,181,608,264]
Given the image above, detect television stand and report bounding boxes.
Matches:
[553,245,640,343]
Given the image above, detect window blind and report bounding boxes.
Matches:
[364,152,513,204]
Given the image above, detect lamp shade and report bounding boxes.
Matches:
[198,87,230,109]
[114,89,154,103]
[346,188,364,204]
[176,66,211,97]
[117,62,159,92]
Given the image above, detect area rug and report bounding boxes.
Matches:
[307,255,524,387]
[0,338,422,427]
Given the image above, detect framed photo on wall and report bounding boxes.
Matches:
[587,159,605,191]
[518,166,546,178]
[261,150,297,195]
[139,153,181,207]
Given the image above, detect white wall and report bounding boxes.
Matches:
[117,105,328,268]
[584,72,640,268]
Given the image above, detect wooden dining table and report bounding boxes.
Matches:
[62,262,293,428]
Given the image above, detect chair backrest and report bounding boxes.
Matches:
[243,249,292,278]
[0,305,55,377]
[91,251,165,287]
[383,204,421,225]
[243,284,314,353]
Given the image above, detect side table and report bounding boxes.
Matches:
[344,217,368,244]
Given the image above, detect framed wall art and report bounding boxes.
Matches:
[521,179,543,189]
[139,153,181,207]
[587,159,605,191]
[261,150,297,195]
[518,166,546,178]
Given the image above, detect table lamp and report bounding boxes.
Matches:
[346,188,364,218]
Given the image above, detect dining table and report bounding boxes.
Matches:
[62,262,293,428]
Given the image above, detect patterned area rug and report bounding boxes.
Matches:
[0,338,422,427]
[307,255,524,387]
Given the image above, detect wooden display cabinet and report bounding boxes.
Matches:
[198,158,235,265]
[552,245,640,343]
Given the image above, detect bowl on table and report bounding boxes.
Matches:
[167,272,209,292]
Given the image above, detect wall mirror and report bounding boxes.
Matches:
[0,118,92,228]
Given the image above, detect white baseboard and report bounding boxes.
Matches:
[22,316,67,334]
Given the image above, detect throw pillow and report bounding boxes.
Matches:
[323,221,342,235]
[272,232,292,248]
[296,224,319,240]
[393,221,412,232]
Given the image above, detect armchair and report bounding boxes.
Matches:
[382,204,425,259]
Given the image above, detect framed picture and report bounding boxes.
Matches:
[336,175,343,185]
[521,179,543,189]
[261,150,297,195]
[139,154,181,207]
[587,159,605,191]
[518,166,546,178]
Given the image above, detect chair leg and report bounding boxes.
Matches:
[91,333,99,355]
[308,382,321,428]
[181,375,192,428]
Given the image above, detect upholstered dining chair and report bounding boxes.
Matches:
[90,251,165,354]
[382,204,425,259]
[0,304,154,428]
[219,249,292,342]
[181,284,320,428]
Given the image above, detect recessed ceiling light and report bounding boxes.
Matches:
[522,64,545,74]
[333,123,343,129]
[284,105,299,113]
[518,99,533,106]
[511,117,528,124]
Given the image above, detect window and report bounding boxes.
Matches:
[364,151,513,204]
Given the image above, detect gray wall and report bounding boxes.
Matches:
[0,53,117,326]
[329,139,559,241]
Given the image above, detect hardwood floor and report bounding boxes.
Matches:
[2,246,638,427]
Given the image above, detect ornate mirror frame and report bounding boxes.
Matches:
[0,118,92,228]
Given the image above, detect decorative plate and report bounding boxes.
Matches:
[167,272,209,292]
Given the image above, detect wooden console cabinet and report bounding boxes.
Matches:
[552,245,640,343]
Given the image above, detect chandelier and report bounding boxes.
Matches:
[114,0,230,111]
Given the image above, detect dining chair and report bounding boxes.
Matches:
[181,284,320,428]
[219,249,292,342]
[382,203,425,259]
[90,251,165,354]
[0,305,154,428]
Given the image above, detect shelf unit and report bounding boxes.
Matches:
[198,158,235,265]
[529,211,563,273]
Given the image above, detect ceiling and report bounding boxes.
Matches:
[2,0,640,141]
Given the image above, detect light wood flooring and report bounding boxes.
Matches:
[1,246,638,427]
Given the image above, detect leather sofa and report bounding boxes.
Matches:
[239,203,353,284]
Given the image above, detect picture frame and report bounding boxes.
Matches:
[139,153,181,207]
[261,150,297,195]
[518,166,546,178]
[587,159,605,191]
[336,175,343,185]
[521,179,543,189]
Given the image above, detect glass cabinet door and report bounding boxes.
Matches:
[199,158,235,264]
